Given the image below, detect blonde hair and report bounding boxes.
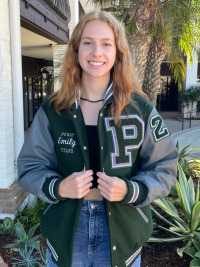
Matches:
[51,11,148,123]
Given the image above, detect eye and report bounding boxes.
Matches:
[83,41,93,45]
[103,43,112,47]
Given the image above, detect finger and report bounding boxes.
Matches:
[97,177,109,188]
[77,187,91,199]
[98,185,114,201]
[76,170,93,181]
[97,172,112,184]
[79,176,93,187]
[98,184,109,195]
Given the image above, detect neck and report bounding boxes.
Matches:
[81,75,110,100]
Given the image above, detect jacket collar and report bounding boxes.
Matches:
[71,82,113,111]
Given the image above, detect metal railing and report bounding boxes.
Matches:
[181,109,200,130]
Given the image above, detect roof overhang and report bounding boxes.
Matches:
[20,0,70,44]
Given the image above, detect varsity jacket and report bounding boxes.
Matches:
[17,85,178,267]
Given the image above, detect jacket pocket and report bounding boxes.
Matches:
[47,239,59,262]
[125,246,142,266]
[136,208,149,223]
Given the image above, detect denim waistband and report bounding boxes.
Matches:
[81,200,105,212]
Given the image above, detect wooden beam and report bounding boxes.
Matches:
[20,0,70,44]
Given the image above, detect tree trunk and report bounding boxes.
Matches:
[128,33,152,85]
[142,38,169,106]
[127,0,158,85]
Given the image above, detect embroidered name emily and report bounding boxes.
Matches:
[58,137,76,148]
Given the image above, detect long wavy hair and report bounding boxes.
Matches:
[51,11,148,123]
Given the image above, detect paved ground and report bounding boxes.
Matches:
[160,111,200,159]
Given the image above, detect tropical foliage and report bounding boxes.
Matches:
[11,243,48,267]
[179,85,200,107]
[4,221,41,251]
[15,199,45,229]
[150,164,200,259]
[177,142,200,178]
[184,232,200,267]
[0,217,16,235]
[90,0,200,105]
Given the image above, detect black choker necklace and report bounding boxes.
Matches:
[80,97,104,103]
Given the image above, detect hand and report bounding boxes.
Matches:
[97,172,128,202]
[58,170,93,199]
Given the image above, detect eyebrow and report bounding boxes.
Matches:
[81,37,114,42]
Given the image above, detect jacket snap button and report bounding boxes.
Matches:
[109,212,111,215]
[101,146,103,150]
[73,115,77,118]
[113,246,116,250]
[100,113,103,117]
[83,146,87,150]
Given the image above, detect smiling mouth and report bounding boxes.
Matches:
[88,61,105,66]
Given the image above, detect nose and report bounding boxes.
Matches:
[92,44,102,56]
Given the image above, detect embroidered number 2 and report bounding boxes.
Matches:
[150,115,169,141]
[104,115,144,169]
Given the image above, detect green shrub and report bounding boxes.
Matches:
[149,164,200,258]
[176,142,200,178]
[12,243,48,267]
[16,199,45,229]
[0,217,16,235]
[4,220,41,251]
[184,232,200,267]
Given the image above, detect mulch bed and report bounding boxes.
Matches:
[0,228,191,267]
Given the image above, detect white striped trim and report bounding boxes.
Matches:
[128,182,139,203]
[136,208,149,223]
[125,246,142,266]
[47,239,59,261]
[49,178,58,199]
[104,82,113,103]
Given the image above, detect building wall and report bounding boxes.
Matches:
[0,0,15,189]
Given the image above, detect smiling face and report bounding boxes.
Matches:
[78,20,117,82]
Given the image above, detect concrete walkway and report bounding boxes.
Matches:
[160,111,200,159]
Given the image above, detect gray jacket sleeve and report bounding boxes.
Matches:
[129,108,178,207]
[17,107,62,203]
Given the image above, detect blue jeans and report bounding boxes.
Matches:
[48,200,141,267]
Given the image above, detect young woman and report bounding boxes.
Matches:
[17,11,178,267]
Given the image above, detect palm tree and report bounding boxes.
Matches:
[90,0,200,106]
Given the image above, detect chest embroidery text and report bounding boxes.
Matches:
[58,132,76,153]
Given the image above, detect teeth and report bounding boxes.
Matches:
[89,61,104,66]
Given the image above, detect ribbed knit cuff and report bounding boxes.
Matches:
[120,179,148,205]
[42,177,68,202]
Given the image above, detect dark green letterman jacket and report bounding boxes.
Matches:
[17,84,178,267]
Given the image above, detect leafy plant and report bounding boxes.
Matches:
[180,85,200,106]
[11,243,48,267]
[12,243,39,267]
[0,217,16,235]
[149,164,200,258]
[4,221,41,251]
[176,142,200,178]
[16,199,45,229]
[184,232,200,267]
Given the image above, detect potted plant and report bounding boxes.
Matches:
[180,85,200,118]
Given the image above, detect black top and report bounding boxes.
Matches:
[86,125,100,189]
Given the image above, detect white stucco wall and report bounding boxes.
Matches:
[185,53,198,89]
[0,0,15,188]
